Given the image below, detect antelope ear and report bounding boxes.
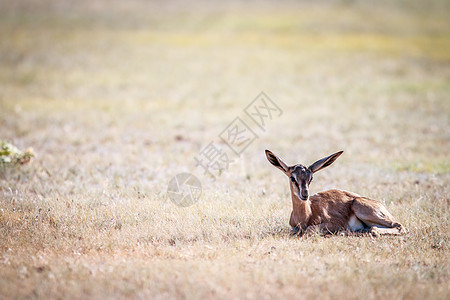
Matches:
[265,150,289,174]
[308,151,343,173]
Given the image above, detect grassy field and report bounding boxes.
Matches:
[0,0,449,299]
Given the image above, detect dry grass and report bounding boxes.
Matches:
[0,0,449,299]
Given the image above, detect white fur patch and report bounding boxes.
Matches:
[347,214,365,231]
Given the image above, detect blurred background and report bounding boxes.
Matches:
[1,0,449,197]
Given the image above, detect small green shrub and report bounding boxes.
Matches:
[0,141,34,166]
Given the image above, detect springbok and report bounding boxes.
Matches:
[265,150,406,236]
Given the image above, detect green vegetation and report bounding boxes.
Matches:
[0,141,33,166]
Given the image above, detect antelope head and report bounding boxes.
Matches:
[265,150,343,201]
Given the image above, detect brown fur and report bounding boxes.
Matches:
[266,150,406,236]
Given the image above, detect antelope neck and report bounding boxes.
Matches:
[291,191,312,228]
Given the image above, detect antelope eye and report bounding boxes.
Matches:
[290,176,296,182]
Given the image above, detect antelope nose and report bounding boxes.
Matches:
[301,189,308,198]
